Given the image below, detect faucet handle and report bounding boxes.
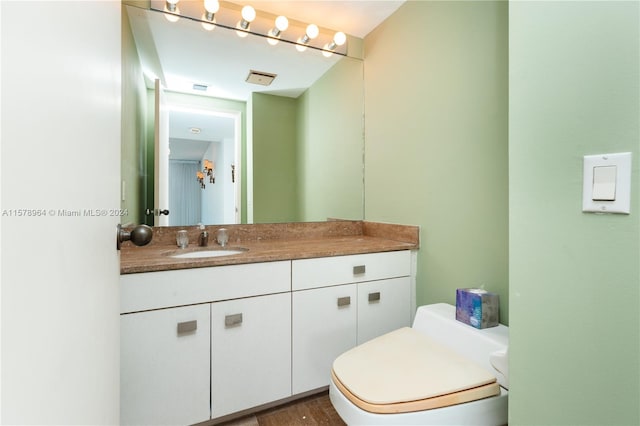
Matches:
[216,228,229,247]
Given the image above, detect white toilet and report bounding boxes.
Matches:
[329,303,509,425]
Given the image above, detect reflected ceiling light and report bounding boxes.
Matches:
[267,15,288,45]
[236,5,256,37]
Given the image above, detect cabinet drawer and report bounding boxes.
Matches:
[291,250,410,291]
[121,261,290,313]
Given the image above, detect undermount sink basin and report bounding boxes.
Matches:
[170,249,245,259]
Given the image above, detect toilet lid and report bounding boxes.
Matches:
[331,327,500,414]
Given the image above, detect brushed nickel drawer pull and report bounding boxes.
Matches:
[337,296,351,307]
[368,292,381,302]
[353,265,366,275]
[225,313,243,327]
[177,320,197,335]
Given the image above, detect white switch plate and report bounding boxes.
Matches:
[583,152,631,214]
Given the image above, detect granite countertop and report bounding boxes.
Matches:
[120,220,419,274]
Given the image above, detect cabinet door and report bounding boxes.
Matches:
[211,293,291,418]
[357,277,411,344]
[292,284,357,394]
[120,304,211,426]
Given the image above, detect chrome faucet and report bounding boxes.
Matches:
[198,224,209,247]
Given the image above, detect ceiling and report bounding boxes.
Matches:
[125,0,404,160]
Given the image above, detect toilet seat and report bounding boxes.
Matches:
[331,327,500,414]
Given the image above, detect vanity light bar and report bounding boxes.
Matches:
[149,0,348,57]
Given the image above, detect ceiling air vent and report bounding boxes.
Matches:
[246,70,277,86]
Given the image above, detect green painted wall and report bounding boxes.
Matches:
[121,7,148,226]
[509,2,640,424]
[297,57,364,222]
[363,1,509,322]
[251,93,299,223]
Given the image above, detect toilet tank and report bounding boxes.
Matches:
[412,303,509,389]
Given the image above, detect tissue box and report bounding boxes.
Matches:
[456,288,499,329]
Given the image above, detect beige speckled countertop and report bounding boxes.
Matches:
[120,220,419,274]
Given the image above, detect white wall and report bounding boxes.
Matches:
[1,1,121,423]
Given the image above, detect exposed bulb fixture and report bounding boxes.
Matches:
[328,31,347,50]
[164,0,180,22]
[301,24,319,43]
[296,24,319,51]
[203,0,219,21]
[267,15,288,45]
[151,1,346,57]
[165,0,179,13]
[236,5,256,38]
[323,31,347,57]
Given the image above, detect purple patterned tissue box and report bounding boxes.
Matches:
[456,288,499,329]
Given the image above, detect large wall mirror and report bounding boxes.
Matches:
[121,1,364,227]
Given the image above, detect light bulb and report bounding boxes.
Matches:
[275,15,289,32]
[333,31,347,46]
[241,5,256,22]
[306,24,319,39]
[165,0,179,12]
[204,0,219,13]
[268,15,288,44]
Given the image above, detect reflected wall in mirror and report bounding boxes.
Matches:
[121,3,364,227]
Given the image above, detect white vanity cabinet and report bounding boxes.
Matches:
[292,283,358,394]
[357,276,411,344]
[120,304,211,426]
[291,250,413,394]
[120,250,415,423]
[211,292,291,418]
[120,261,290,426]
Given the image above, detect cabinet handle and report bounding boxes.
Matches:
[177,320,197,335]
[353,265,366,275]
[337,296,351,307]
[368,292,381,302]
[225,313,243,327]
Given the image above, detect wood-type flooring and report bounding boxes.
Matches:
[221,392,346,426]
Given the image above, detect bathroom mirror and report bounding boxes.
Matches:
[121,2,364,227]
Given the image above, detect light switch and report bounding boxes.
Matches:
[583,152,631,214]
[592,165,617,201]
